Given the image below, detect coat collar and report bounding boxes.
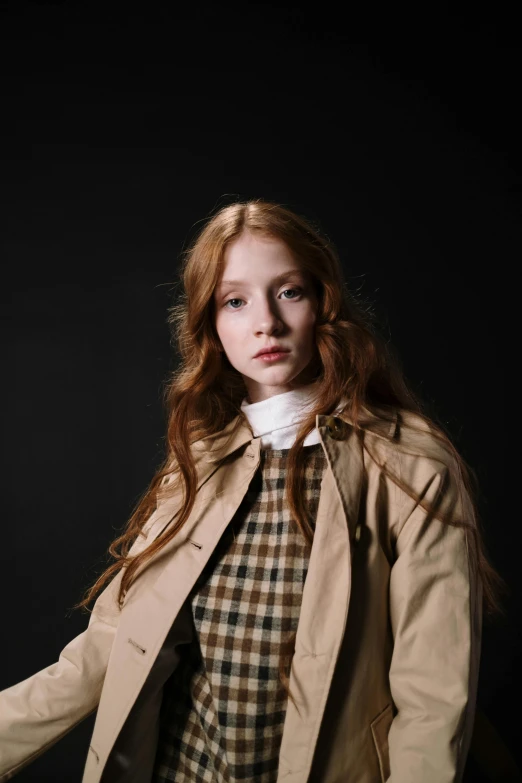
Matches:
[191,416,254,464]
[190,403,398,465]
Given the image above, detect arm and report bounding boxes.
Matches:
[387,464,482,783]
[0,502,168,782]
[0,569,123,781]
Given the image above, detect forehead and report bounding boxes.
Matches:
[222,232,298,273]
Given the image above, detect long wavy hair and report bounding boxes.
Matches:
[77,198,503,697]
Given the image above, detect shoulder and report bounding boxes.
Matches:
[368,410,471,528]
[339,407,462,511]
[357,408,458,474]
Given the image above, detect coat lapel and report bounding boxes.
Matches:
[90,426,260,773]
[278,416,365,781]
[133,416,255,552]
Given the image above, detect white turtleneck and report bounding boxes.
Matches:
[240,385,322,449]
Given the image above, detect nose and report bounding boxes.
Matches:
[254,295,284,335]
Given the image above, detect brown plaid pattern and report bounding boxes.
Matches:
[152,443,327,782]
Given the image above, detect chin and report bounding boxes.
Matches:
[255,370,296,384]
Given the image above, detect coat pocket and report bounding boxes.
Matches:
[370,703,394,782]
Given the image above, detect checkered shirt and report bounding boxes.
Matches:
[152,443,327,782]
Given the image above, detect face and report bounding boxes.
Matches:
[214,232,318,403]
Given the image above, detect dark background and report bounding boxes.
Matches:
[1,1,519,781]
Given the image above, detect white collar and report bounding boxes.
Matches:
[240,385,321,449]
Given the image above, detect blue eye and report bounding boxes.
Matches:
[281,288,300,299]
[224,298,243,309]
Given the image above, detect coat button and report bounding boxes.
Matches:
[325,415,349,440]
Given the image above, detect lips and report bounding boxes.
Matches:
[254,346,289,358]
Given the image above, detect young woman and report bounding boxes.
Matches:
[0,200,498,782]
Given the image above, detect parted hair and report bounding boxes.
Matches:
[77,199,503,695]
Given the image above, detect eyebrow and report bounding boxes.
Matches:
[217,269,305,289]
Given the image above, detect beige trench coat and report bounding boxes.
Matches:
[0,409,482,782]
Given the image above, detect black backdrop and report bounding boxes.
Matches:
[1,2,519,781]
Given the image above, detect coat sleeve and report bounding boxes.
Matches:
[0,507,165,782]
[0,569,123,781]
[386,461,482,783]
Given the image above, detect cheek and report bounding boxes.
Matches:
[215,316,239,352]
[215,311,227,338]
[294,305,317,335]
[298,311,317,351]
